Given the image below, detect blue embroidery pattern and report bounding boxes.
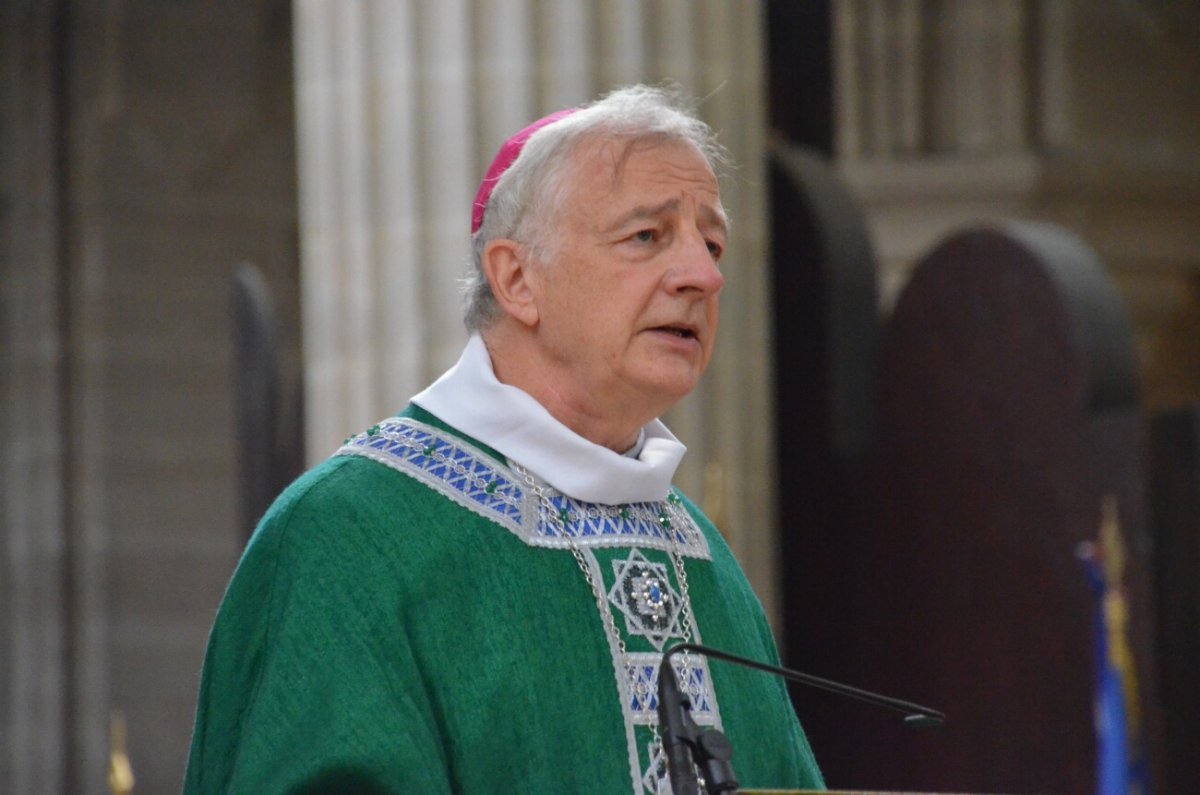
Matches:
[609,549,684,651]
[625,651,718,727]
[338,415,721,794]
[337,417,710,559]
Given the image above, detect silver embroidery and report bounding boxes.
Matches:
[642,741,671,795]
[609,550,684,650]
[337,416,721,794]
[337,417,710,559]
[624,652,719,727]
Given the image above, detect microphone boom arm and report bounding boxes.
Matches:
[655,642,946,794]
[664,642,946,728]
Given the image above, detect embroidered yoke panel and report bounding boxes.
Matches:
[338,416,720,795]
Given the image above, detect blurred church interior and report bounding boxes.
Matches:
[2,1,1197,792]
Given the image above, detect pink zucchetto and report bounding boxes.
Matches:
[470,108,580,235]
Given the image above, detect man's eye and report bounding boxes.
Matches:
[707,240,724,260]
[633,229,656,243]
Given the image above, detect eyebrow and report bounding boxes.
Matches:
[601,199,729,236]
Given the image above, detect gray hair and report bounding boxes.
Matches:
[462,84,727,332]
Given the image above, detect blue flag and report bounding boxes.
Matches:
[1083,554,1128,795]
[1079,497,1149,795]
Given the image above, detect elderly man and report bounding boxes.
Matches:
[185,85,823,794]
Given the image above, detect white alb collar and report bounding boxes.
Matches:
[411,335,686,504]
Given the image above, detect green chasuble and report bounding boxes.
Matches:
[184,405,823,793]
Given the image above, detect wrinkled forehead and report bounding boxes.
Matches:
[567,133,719,188]
[553,135,725,229]
[516,131,728,245]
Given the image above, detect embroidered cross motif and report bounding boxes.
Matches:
[609,549,684,650]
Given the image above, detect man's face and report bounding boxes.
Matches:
[527,136,727,426]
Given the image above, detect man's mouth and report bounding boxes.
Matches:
[650,324,698,341]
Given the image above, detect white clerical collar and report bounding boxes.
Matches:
[411,335,686,504]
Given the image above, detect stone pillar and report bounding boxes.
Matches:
[835,0,1030,160]
[0,8,69,788]
[293,0,782,621]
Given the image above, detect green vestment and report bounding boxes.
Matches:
[184,406,823,793]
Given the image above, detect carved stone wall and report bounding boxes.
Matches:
[0,2,299,792]
[833,0,1200,411]
[825,2,1200,788]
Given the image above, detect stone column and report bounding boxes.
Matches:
[836,0,1030,159]
[0,8,69,787]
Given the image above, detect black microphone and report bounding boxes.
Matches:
[656,642,946,794]
[657,656,703,794]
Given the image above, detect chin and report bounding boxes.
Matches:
[640,374,703,411]
[627,357,707,405]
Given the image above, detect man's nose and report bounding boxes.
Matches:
[666,230,725,296]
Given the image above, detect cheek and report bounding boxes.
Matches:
[701,300,720,363]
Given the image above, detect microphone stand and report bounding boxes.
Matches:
[656,642,946,795]
[657,651,735,794]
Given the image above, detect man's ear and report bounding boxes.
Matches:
[481,239,539,327]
